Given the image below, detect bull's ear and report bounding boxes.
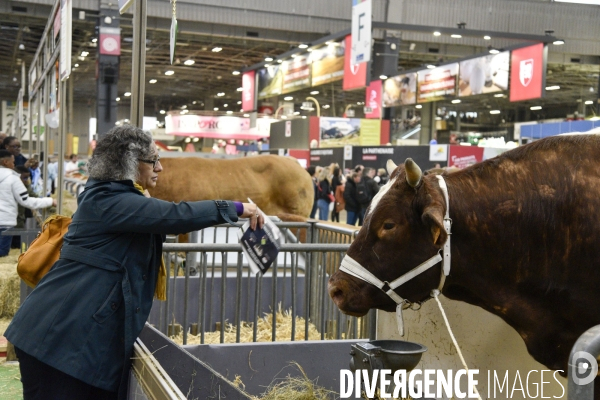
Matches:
[422,205,447,246]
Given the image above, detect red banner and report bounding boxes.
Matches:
[242,70,255,112]
[365,80,382,119]
[448,146,484,169]
[343,35,367,91]
[509,43,546,102]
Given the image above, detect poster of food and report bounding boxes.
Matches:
[417,63,459,103]
[320,117,361,147]
[382,72,417,107]
[458,52,509,97]
[257,65,283,99]
[310,41,345,87]
[282,55,311,94]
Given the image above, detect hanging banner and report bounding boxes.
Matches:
[99,27,121,56]
[383,72,417,107]
[448,145,485,169]
[165,114,268,140]
[417,63,459,103]
[2,101,30,140]
[509,43,547,102]
[257,65,283,99]
[359,119,381,145]
[343,35,368,91]
[459,52,509,97]
[351,0,372,65]
[59,0,72,81]
[365,80,382,119]
[242,70,256,112]
[282,55,311,94]
[310,42,345,86]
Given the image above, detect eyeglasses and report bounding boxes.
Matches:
[138,157,161,169]
[8,144,21,149]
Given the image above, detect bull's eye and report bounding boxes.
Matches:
[383,222,395,230]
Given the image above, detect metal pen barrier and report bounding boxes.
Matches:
[147,220,373,345]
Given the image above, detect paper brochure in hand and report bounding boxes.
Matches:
[238,209,282,275]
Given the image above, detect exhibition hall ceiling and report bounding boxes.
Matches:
[0,12,598,119]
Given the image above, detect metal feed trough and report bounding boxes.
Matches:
[147,219,375,344]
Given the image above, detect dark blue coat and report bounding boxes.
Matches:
[4,179,239,392]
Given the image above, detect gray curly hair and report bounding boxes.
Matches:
[88,125,155,181]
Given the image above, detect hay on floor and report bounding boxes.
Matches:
[258,362,336,400]
[0,250,20,319]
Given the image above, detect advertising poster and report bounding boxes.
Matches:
[458,52,509,97]
[429,144,448,162]
[448,145,485,169]
[320,117,361,147]
[257,65,283,99]
[510,43,547,102]
[310,41,345,87]
[165,114,268,140]
[382,72,417,107]
[359,119,381,145]
[343,35,368,91]
[417,63,459,103]
[242,70,255,112]
[364,80,382,119]
[282,55,311,94]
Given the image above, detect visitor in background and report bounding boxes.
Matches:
[316,167,332,221]
[3,136,28,167]
[65,154,79,175]
[344,171,363,226]
[306,166,318,219]
[330,167,345,223]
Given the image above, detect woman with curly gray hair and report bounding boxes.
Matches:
[5,125,263,399]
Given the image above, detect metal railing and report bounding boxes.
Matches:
[147,220,372,345]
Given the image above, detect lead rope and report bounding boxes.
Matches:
[431,289,483,400]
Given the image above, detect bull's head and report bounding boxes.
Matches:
[328,158,449,316]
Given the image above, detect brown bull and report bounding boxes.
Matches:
[148,155,313,219]
[329,135,600,390]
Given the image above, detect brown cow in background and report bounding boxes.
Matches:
[148,155,313,220]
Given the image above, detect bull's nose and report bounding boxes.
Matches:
[328,282,344,302]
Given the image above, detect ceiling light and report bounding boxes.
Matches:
[232,70,241,75]
[74,63,79,68]
[192,137,199,142]
[484,35,491,40]
[310,91,319,95]
[277,59,283,64]
[302,116,307,119]
[379,75,388,80]
[490,110,501,114]
[236,87,243,92]
[237,101,242,104]
[185,137,191,143]
[494,93,505,97]
[124,92,131,97]
[104,16,112,24]
[415,105,423,109]
[291,54,297,58]
[530,106,542,110]
[183,59,195,66]
[451,34,462,39]
[160,110,166,114]
[19,44,25,50]
[214,107,219,111]
[546,85,560,90]
[284,96,294,101]
[489,49,500,54]
[298,43,308,49]
[590,86,595,92]
[226,110,233,114]
[116,97,120,102]
[451,99,461,104]
[281,115,288,119]
[149,79,157,84]
[81,51,89,57]
[217,92,225,97]
[212,47,222,52]
[181,109,189,114]
[264,64,270,68]
[265,56,273,62]
[553,40,565,45]
[164,70,174,75]
[224,104,228,107]
[427,65,436,69]
[243,114,250,117]
[433,31,441,36]
[91,38,98,43]
[307,48,314,52]
[181,105,187,109]
[585,100,594,105]
[323,104,330,109]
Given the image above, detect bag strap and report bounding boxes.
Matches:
[60,245,122,272]
[214,200,242,227]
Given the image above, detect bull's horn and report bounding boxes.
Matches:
[405,158,422,187]
[386,159,397,176]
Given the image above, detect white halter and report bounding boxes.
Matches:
[339,175,452,336]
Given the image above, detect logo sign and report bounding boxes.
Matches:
[448,145,484,169]
[364,79,382,119]
[571,351,599,386]
[165,115,268,140]
[510,43,546,102]
[99,27,121,56]
[301,101,314,110]
[520,59,534,87]
[242,71,256,112]
[344,145,353,160]
[351,0,372,65]
[343,35,368,90]
[285,120,292,137]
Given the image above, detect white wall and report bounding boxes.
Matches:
[377,297,567,400]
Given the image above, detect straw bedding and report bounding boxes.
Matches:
[0,250,20,319]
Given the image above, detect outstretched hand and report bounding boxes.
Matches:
[240,203,264,230]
